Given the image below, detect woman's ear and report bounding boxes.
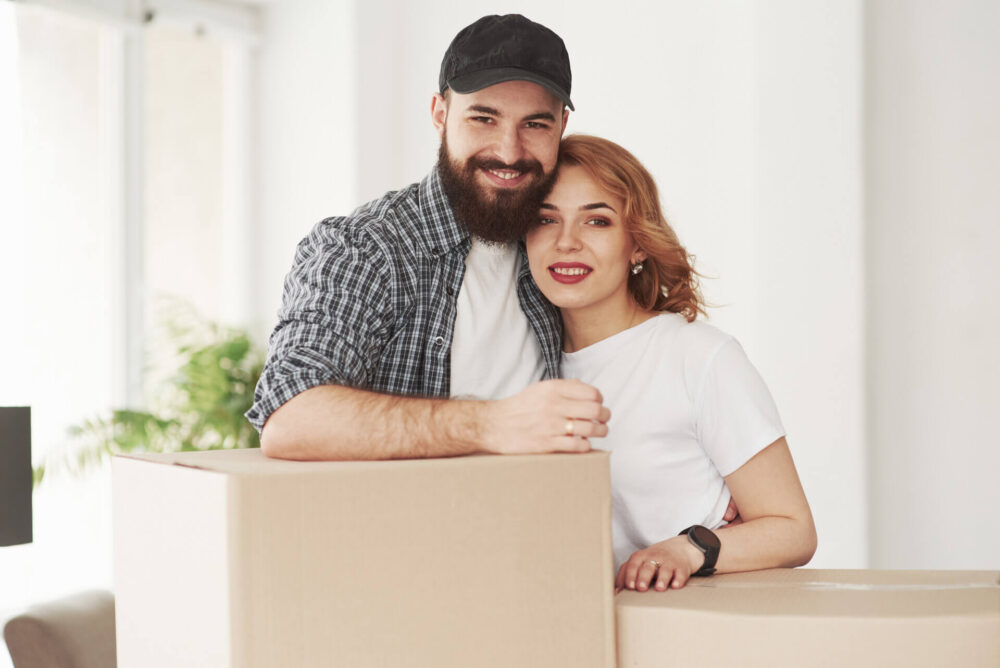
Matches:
[631,249,648,264]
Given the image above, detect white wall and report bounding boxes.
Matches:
[866,0,1000,568]
[254,0,358,343]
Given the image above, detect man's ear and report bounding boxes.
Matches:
[431,93,448,137]
[560,107,570,135]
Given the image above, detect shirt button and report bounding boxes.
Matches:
[446,287,455,296]
[433,336,445,347]
[432,247,441,254]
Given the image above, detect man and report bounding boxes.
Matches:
[247,14,610,460]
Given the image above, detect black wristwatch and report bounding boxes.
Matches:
[679,525,720,577]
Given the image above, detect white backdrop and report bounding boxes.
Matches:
[253,0,1000,570]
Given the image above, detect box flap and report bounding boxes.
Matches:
[616,568,1000,619]
[114,448,609,478]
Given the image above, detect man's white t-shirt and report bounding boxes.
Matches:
[561,313,785,569]
[450,239,545,399]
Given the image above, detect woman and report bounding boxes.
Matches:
[525,134,817,593]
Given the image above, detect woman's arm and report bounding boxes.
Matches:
[616,437,816,592]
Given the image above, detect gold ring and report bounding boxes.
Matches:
[647,560,661,569]
[564,420,574,436]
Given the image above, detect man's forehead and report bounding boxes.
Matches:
[449,80,563,114]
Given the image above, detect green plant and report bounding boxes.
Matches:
[36,301,264,485]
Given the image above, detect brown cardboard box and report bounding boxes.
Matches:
[113,448,615,668]
[616,568,1000,667]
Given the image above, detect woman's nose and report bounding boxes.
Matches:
[555,224,582,251]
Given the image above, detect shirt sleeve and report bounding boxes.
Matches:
[694,337,786,476]
[245,219,393,432]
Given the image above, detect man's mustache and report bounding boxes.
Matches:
[466,157,544,176]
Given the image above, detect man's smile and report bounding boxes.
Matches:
[480,166,532,188]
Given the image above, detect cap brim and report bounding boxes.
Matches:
[447,67,574,111]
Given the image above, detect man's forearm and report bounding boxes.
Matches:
[260,385,485,461]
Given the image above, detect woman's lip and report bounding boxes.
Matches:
[548,263,593,284]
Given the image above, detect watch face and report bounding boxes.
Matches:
[691,525,720,551]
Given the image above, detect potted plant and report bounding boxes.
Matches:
[36,300,265,485]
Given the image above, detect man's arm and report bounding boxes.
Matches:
[261,378,611,461]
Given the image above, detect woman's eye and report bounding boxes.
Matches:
[587,217,611,227]
[538,217,557,225]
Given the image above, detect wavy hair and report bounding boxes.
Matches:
[557,134,706,321]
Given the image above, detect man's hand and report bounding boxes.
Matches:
[614,536,704,594]
[479,379,610,455]
[721,497,743,527]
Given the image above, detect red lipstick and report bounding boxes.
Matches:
[548,262,592,284]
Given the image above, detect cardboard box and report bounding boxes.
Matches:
[113,449,615,667]
[616,568,1000,667]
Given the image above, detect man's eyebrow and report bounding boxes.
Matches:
[581,202,617,212]
[467,105,499,116]
[524,112,557,123]
[463,107,557,123]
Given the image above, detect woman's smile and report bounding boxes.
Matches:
[549,262,593,283]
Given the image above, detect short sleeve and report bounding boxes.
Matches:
[245,220,392,432]
[694,337,785,476]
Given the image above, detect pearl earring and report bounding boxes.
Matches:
[631,262,644,275]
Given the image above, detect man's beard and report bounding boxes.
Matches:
[436,138,556,244]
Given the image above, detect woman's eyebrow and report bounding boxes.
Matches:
[540,203,558,210]
[580,202,617,212]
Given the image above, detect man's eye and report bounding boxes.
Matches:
[525,121,549,129]
[471,116,493,124]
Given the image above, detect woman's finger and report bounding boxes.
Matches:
[670,566,690,589]
[654,567,671,591]
[636,558,661,591]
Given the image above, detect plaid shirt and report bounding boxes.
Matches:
[246,170,563,431]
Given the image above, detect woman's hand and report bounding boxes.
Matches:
[615,536,706,593]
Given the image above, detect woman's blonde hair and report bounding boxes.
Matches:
[557,134,706,321]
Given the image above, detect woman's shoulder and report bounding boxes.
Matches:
[660,314,736,355]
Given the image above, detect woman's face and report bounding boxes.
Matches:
[525,165,645,314]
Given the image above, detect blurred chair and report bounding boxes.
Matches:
[3,590,115,668]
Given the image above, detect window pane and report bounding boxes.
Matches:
[144,23,225,327]
[0,3,116,621]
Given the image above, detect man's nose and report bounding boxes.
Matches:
[493,125,525,166]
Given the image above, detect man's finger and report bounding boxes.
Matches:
[563,419,608,439]
[723,497,739,522]
[553,435,591,453]
[552,379,604,404]
[558,399,611,424]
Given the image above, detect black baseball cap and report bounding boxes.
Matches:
[438,14,574,111]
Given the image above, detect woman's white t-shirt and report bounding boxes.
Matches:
[561,313,785,569]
